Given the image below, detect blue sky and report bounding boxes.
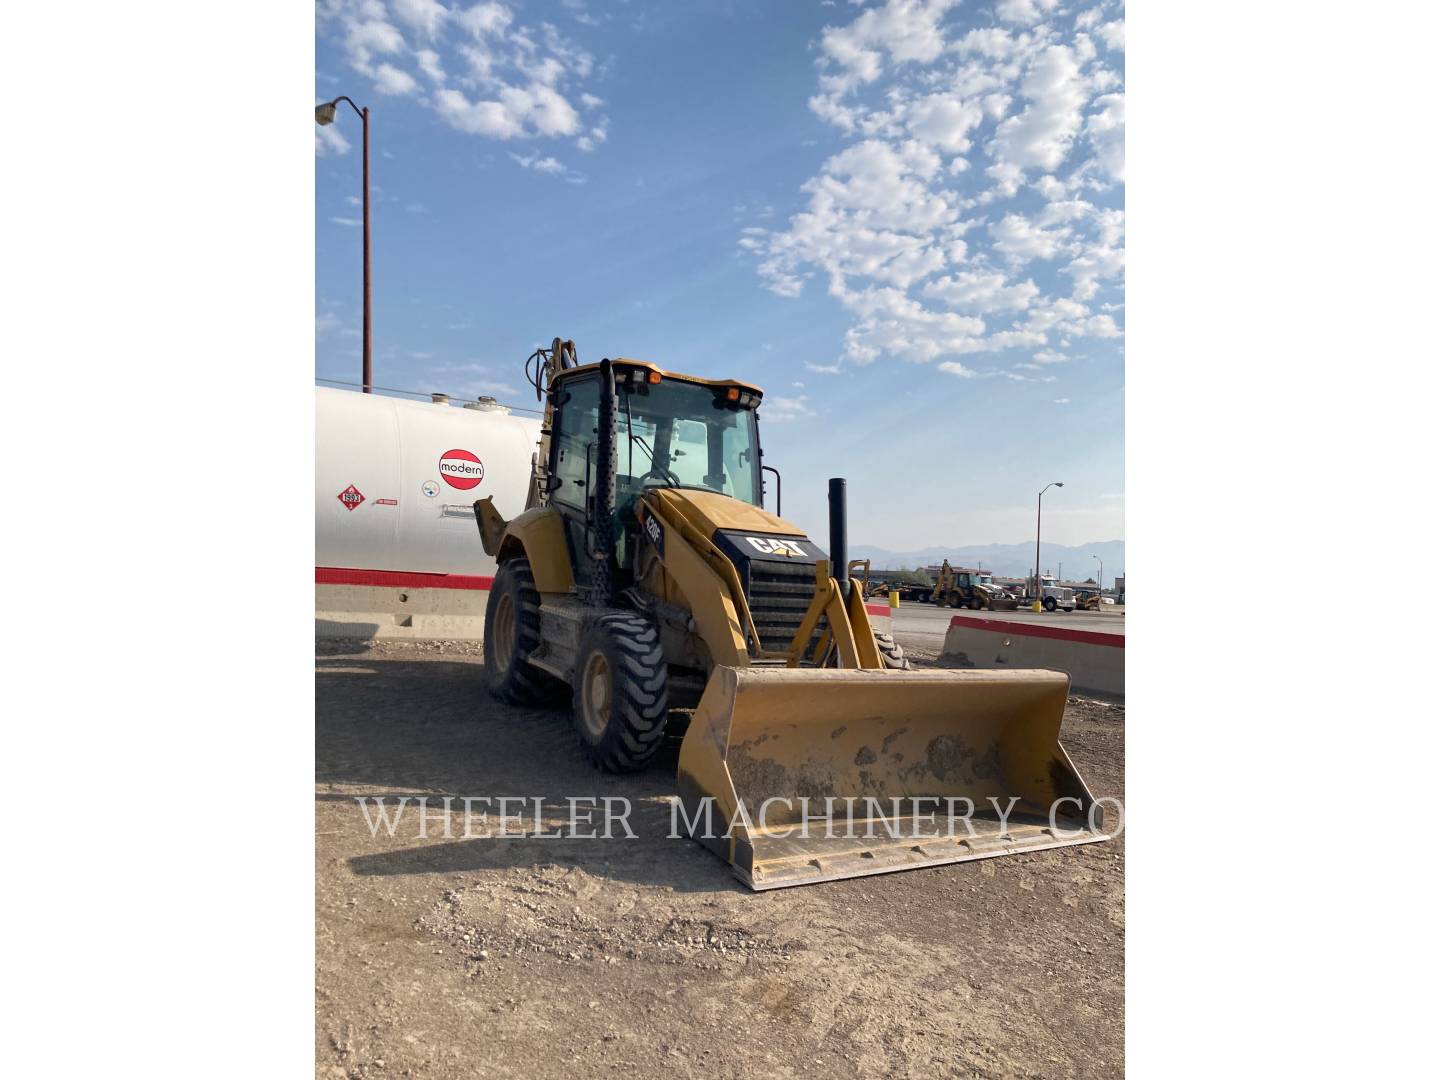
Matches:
[316,0,1124,549]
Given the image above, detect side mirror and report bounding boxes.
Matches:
[762,464,782,517]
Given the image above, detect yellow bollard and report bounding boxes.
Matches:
[889,589,900,610]
[1032,600,1044,613]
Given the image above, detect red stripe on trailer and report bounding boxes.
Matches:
[947,615,1124,648]
[316,567,494,590]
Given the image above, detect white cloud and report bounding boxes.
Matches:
[508,151,580,180]
[319,0,606,147]
[455,2,512,39]
[435,88,522,137]
[315,124,351,157]
[1052,397,1070,404]
[995,0,1059,26]
[938,361,979,377]
[576,119,608,153]
[805,361,842,374]
[391,0,447,39]
[1099,20,1124,52]
[1086,92,1124,181]
[906,94,984,153]
[921,270,1039,312]
[373,62,419,95]
[1064,208,1124,299]
[331,217,362,227]
[817,0,958,100]
[988,44,1087,175]
[346,18,405,67]
[414,48,446,83]
[738,0,1123,374]
[762,395,815,421]
[989,212,1071,264]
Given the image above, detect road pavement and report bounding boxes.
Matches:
[888,601,1126,653]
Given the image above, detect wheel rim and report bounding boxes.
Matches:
[492,593,516,670]
[579,651,612,739]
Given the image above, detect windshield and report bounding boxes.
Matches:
[618,377,761,505]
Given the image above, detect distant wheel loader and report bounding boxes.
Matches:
[473,338,1107,890]
[931,560,1020,611]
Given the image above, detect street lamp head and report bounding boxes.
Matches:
[1054,481,1064,487]
[315,102,338,126]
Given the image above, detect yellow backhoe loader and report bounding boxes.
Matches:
[932,559,1020,611]
[474,338,1108,890]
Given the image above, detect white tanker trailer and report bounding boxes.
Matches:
[315,386,540,639]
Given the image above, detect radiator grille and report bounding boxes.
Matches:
[745,558,824,656]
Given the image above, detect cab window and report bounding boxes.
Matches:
[549,376,599,510]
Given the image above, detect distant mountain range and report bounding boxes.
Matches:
[850,540,1125,585]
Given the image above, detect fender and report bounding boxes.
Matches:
[488,503,575,595]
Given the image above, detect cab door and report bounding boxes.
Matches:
[547,375,600,591]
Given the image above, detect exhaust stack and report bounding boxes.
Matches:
[829,477,848,599]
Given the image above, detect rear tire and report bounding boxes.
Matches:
[873,631,911,670]
[483,557,555,705]
[572,612,669,772]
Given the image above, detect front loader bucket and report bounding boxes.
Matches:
[675,667,1108,890]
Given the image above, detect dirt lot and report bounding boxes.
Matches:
[316,639,1124,1079]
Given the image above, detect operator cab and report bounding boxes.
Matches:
[544,360,765,589]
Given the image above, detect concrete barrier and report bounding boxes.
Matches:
[865,602,893,637]
[316,568,491,641]
[939,615,1124,699]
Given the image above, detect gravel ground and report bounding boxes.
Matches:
[316,638,1124,1079]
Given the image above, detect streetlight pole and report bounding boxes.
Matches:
[315,96,372,393]
[1092,553,1103,593]
[1034,481,1063,612]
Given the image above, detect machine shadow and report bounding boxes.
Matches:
[315,652,740,894]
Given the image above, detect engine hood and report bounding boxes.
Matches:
[644,487,805,540]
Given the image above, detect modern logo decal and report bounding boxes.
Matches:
[438,448,485,490]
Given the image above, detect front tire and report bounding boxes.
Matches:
[968,596,983,611]
[572,612,669,772]
[1043,597,1058,612]
[483,558,554,705]
[873,631,911,670]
